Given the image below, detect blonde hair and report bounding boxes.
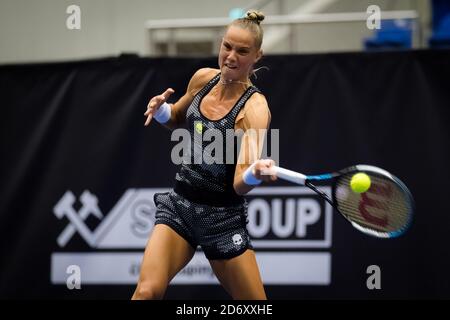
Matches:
[229,10,265,49]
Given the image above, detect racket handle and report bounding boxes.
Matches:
[272,166,307,185]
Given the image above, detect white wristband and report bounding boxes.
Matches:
[243,162,262,186]
[154,102,171,124]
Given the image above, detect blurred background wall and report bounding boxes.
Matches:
[0,0,431,63]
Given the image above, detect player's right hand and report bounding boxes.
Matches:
[253,159,277,182]
[144,88,175,126]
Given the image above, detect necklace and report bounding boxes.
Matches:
[219,78,251,86]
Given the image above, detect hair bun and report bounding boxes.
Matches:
[246,10,265,25]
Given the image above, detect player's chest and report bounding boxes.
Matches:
[199,95,236,121]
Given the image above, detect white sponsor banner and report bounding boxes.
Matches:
[52,186,333,286]
[248,187,333,248]
[51,252,331,285]
[54,187,332,250]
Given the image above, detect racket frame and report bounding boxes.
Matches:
[272,165,414,238]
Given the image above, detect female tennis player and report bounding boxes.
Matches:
[132,10,276,300]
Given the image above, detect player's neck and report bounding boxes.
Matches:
[215,76,250,99]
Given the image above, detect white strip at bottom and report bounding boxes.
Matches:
[51,251,331,285]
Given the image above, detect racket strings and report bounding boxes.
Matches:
[334,173,411,234]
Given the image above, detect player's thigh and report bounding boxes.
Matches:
[138,224,196,285]
[209,249,266,300]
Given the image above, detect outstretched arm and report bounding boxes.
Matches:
[144,68,218,130]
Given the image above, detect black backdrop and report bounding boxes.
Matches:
[1,50,449,299]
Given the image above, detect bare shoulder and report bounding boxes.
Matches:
[245,92,270,120]
[247,92,269,111]
[188,68,219,96]
[239,92,271,130]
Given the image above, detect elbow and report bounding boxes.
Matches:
[233,181,251,196]
[233,183,244,196]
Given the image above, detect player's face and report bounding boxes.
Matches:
[219,25,262,81]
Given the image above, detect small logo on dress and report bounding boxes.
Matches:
[195,122,203,134]
[232,234,243,246]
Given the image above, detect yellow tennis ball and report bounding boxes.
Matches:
[350,173,371,193]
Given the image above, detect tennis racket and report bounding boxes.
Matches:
[272,164,414,238]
